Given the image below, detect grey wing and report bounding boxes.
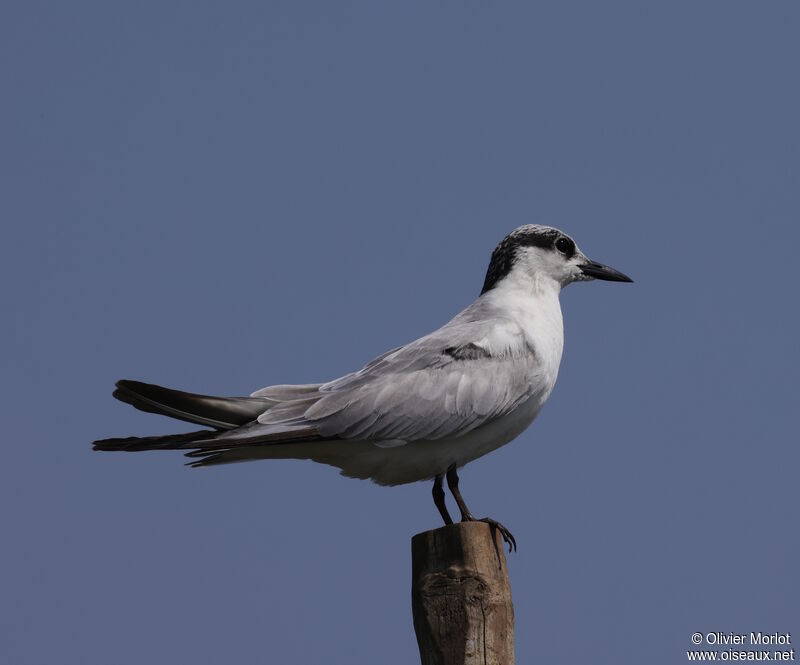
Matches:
[191,311,539,455]
[278,318,540,443]
[181,315,541,468]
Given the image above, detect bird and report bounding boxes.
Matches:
[94,224,632,551]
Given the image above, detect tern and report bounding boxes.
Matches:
[94,225,632,550]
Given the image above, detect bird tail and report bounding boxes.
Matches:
[93,428,219,452]
[111,379,270,430]
[92,379,323,458]
[92,379,272,452]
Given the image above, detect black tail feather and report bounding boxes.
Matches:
[94,379,322,462]
[113,379,268,430]
[184,450,231,467]
[93,429,217,452]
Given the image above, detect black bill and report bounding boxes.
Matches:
[579,260,633,283]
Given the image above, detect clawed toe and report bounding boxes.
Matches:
[437,466,517,553]
[478,517,517,553]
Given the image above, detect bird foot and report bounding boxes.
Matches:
[477,517,517,553]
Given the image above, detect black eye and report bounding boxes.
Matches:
[555,236,574,256]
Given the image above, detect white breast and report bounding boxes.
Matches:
[452,277,565,459]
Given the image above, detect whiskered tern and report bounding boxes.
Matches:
[94,225,632,550]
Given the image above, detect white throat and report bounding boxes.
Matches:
[484,268,565,380]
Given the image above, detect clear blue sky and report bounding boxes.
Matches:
[2,2,797,663]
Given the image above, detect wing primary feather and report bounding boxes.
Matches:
[113,379,268,430]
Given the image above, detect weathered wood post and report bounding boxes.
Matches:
[411,521,514,665]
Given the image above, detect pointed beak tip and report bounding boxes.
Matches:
[579,260,634,283]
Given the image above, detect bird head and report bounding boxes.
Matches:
[480,224,633,295]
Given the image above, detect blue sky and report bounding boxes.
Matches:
[2,2,798,663]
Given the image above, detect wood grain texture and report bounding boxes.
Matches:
[411,522,514,665]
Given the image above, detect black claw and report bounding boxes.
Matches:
[479,517,517,553]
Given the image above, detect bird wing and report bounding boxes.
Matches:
[155,307,542,468]
[170,307,546,469]
[251,312,542,444]
[94,300,546,472]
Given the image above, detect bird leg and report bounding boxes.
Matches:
[432,474,454,525]
[446,464,517,552]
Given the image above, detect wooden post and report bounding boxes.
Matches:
[411,521,514,665]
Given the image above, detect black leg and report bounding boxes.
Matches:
[446,464,474,521]
[432,474,453,525]
[445,464,517,553]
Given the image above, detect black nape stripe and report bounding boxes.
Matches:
[480,226,564,294]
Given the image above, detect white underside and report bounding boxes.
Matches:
[242,391,548,485]
[337,390,548,485]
